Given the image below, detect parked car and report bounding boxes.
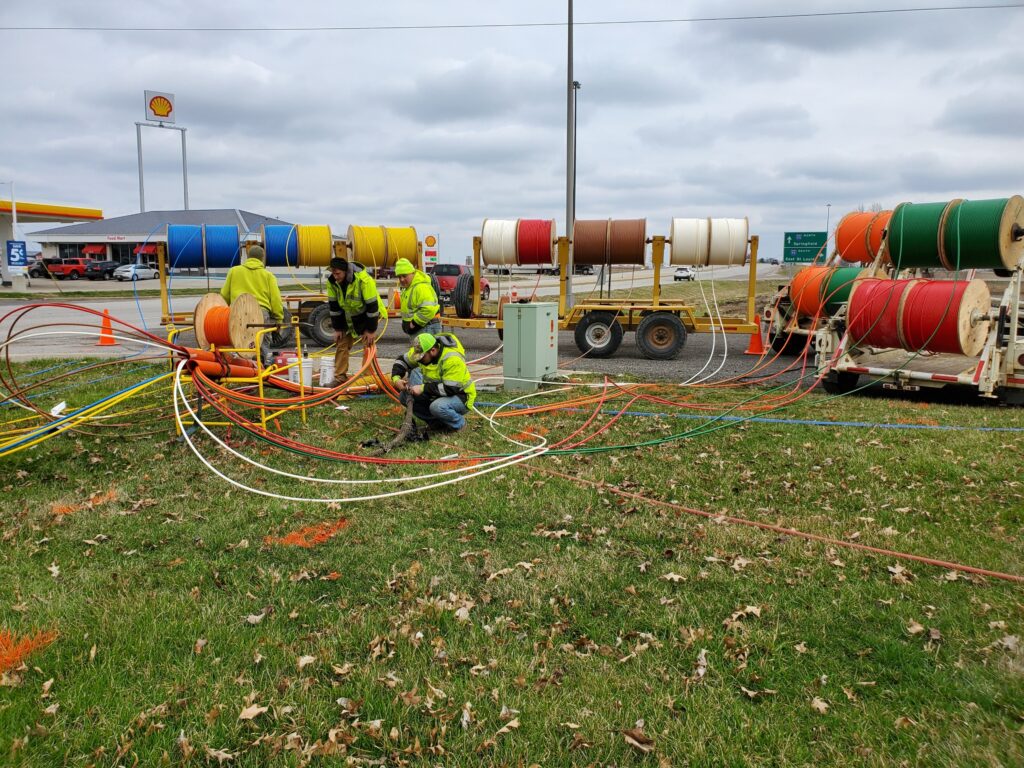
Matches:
[47,258,95,280]
[432,264,490,301]
[85,260,120,280]
[114,263,160,281]
[28,257,62,278]
[758,257,781,265]
[673,266,696,282]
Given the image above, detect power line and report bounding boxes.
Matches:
[0,4,1021,33]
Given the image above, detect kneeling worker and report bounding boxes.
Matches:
[220,244,283,364]
[327,257,386,386]
[391,332,476,431]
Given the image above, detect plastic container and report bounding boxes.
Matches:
[289,355,314,387]
[319,358,336,386]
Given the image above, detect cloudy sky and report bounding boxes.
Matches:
[1,0,1022,261]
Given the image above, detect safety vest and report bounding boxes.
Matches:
[326,265,386,336]
[220,258,283,320]
[397,332,476,408]
[400,270,440,327]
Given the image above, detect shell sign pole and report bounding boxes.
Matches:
[424,234,439,268]
[136,91,188,212]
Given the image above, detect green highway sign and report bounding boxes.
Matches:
[783,231,827,263]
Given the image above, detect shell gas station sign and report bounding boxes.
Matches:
[423,234,439,266]
[145,91,176,123]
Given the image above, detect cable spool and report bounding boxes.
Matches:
[384,226,419,269]
[346,225,387,268]
[204,225,242,268]
[571,219,611,265]
[262,224,299,267]
[481,219,518,266]
[609,219,647,265]
[847,278,920,350]
[901,279,991,356]
[669,218,711,266]
[297,225,333,267]
[193,292,263,357]
[887,200,962,270]
[942,196,1024,271]
[837,210,893,264]
[167,224,204,268]
[707,218,748,266]
[572,219,647,265]
[790,267,832,317]
[516,219,557,266]
[823,266,870,315]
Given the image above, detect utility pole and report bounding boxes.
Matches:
[565,0,575,308]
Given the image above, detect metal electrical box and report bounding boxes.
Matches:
[503,302,558,392]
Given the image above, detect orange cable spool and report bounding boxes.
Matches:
[836,210,893,264]
[866,210,892,262]
[193,292,263,357]
[203,306,233,346]
[789,266,832,317]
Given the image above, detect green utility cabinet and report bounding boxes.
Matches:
[503,302,558,392]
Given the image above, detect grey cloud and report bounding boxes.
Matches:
[936,94,1024,138]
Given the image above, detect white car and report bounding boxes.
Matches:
[673,266,696,282]
[114,263,159,281]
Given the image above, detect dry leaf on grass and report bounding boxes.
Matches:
[906,620,925,635]
[238,703,268,721]
[810,697,830,714]
[622,726,655,754]
[205,746,236,763]
[297,655,316,670]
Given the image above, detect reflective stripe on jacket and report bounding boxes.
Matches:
[325,264,386,337]
[391,332,476,408]
[400,270,440,329]
[220,258,283,321]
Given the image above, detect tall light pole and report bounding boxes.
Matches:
[565,0,575,308]
[825,202,832,237]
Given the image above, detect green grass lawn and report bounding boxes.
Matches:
[1,362,1023,766]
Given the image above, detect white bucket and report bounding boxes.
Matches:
[319,358,335,386]
[289,358,315,387]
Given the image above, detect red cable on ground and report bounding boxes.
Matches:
[530,466,1024,585]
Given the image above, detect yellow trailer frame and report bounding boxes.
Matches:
[440,234,761,354]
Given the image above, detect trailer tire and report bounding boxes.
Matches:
[574,312,623,358]
[636,312,686,360]
[307,303,336,347]
[453,273,474,319]
[297,300,322,340]
[822,371,860,395]
[429,273,442,305]
[769,329,804,355]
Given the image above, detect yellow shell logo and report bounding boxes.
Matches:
[149,96,173,118]
[424,235,437,247]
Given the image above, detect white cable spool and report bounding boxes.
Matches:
[708,218,749,266]
[480,219,518,266]
[668,218,711,266]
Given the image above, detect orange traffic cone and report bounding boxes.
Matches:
[744,319,765,356]
[96,309,118,346]
[391,288,401,311]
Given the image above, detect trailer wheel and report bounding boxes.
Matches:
[453,273,474,319]
[429,273,442,304]
[307,303,336,347]
[297,300,322,340]
[822,371,860,395]
[574,312,623,358]
[769,329,804,356]
[636,312,686,360]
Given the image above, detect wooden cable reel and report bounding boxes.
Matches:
[193,292,264,358]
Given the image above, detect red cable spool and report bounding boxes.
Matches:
[900,279,991,356]
[516,219,556,266]
[847,278,920,350]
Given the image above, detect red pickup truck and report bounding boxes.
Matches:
[431,264,491,301]
[48,258,95,280]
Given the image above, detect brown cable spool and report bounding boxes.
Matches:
[571,219,612,265]
[608,219,647,265]
[193,292,263,358]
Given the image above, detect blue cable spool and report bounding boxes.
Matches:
[167,224,204,268]
[204,225,242,268]
[263,224,299,267]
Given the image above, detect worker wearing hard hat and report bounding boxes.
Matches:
[220,244,283,364]
[326,257,386,386]
[394,257,441,387]
[391,332,476,431]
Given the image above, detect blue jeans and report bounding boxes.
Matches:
[401,391,468,430]
[407,318,443,386]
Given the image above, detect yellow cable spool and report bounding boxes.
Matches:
[296,225,333,267]
[346,225,388,268]
[385,226,420,269]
